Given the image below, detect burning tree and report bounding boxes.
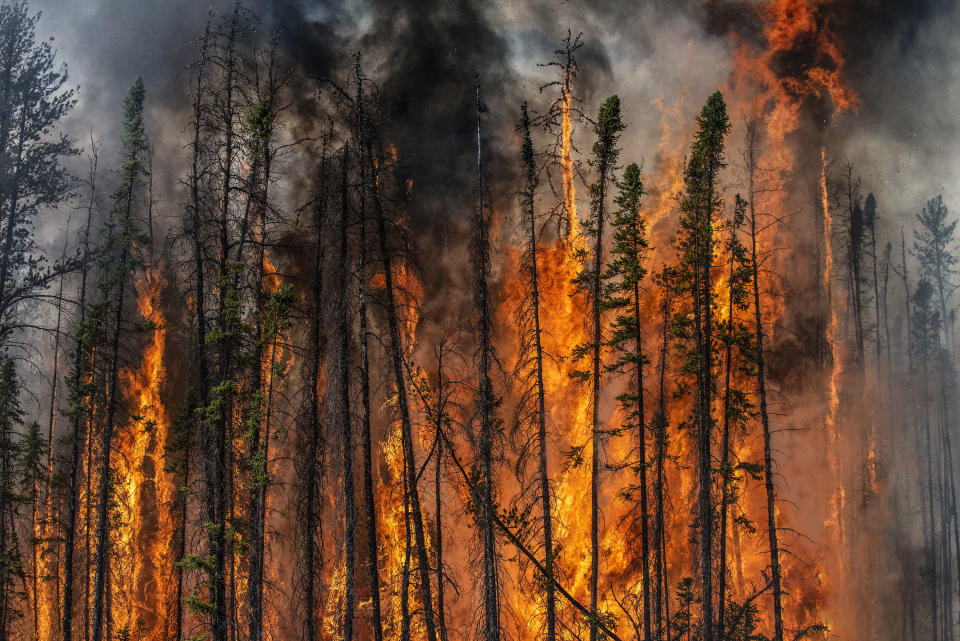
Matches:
[0,2,954,641]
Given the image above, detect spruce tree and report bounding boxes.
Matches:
[744,125,783,641]
[0,358,23,639]
[914,195,957,351]
[602,162,652,641]
[18,419,42,641]
[676,91,730,641]
[90,76,149,641]
[517,101,557,641]
[473,76,501,641]
[716,195,756,639]
[653,268,676,641]
[371,132,438,641]
[243,51,282,641]
[0,1,77,346]
[571,94,624,641]
[60,142,98,641]
[298,126,331,641]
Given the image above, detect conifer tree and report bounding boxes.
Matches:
[19,419,42,641]
[0,1,77,346]
[328,144,357,641]
[173,15,212,641]
[517,101,557,641]
[911,277,941,641]
[602,162,651,641]
[914,195,957,351]
[298,126,331,641]
[473,75,501,641]
[243,43,284,641]
[571,94,624,641]
[845,169,866,373]
[653,268,676,641]
[204,10,245,638]
[0,358,23,639]
[351,56,385,641]
[716,195,755,639]
[89,76,149,641]
[371,131,438,641]
[540,30,585,241]
[60,142,98,641]
[744,128,783,641]
[865,194,883,374]
[676,91,730,641]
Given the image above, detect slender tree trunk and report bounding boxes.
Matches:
[176,423,190,641]
[433,347,449,641]
[747,138,783,641]
[372,153,438,641]
[247,78,277,641]
[942,393,960,641]
[655,280,672,641]
[474,77,500,641]
[400,462,412,641]
[181,24,211,641]
[210,11,240,641]
[717,221,737,641]
[587,110,612,641]
[355,65,385,641]
[923,383,939,641]
[42,225,70,640]
[61,148,97,641]
[335,145,357,641]
[302,136,329,641]
[84,353,96,641]
[633,237,651,641]
[693,167,715,641]
[90,241,131,641]
[246,186,268,641]
[520,103,556,641]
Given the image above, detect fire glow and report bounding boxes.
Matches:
[0,1,954,641]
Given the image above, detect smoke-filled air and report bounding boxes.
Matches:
[0,0,956,640]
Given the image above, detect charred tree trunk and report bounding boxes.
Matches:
[209,10,241,640]
[60,146,98,641]
[180,22,212,641]
[746,129,783,641]
[474,76,500,641]
[428,340,452,641]
[90,229,131,641]
[355,59,385,641]
[654,275,673,641]
[334,145,358,641]
[301,131,330,641]
[247,59,279,641]
[372,149,438,641]
[717,216,737,640]
[519,102,556,641]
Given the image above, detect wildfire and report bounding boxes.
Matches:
[115,266,175,640]
[561,85,578,242]
[33,2,881,641]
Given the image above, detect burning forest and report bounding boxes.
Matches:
[0,0,956,640]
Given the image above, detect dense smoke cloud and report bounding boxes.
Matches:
[28,0,958,231]
[22,0,960,609]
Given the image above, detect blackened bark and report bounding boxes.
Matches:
[60,147,97,641]
[746,134,782,641]
[520,103,556,641]
[474,77,500,641]
[372,155,438,641]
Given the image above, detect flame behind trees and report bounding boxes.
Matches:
[0,3,958,641]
